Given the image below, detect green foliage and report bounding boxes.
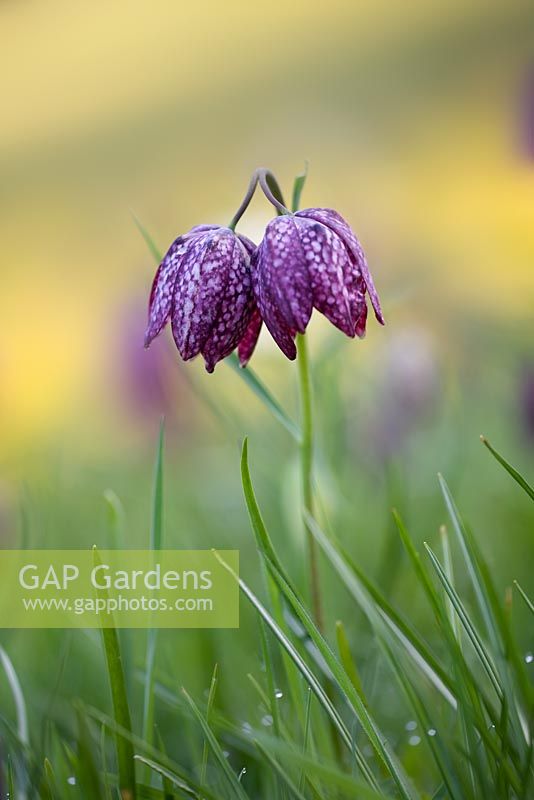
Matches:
[1,383,533,798]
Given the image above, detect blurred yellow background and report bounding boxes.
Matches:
[1,0,534,466]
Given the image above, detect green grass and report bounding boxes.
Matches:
[1,418,533,798]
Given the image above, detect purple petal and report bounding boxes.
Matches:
[236,233,257,257]
[171,229,234,360]
[354,301,368,338]
[259,216,312,333]
[254,249,297,360]
[201,239,254,372]
[297,208,385,325]
[238,307,263,367]
[296,218,354,337]
[144,236,188,347]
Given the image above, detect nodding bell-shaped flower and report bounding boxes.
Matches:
[252,208,384,360]
[144,225,256,372]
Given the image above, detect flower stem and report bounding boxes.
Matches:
[296,332,324,632]
[228,171,260,231]
[229,168,292,231]
[258,169,291,216]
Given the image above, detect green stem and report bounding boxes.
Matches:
[296,333,323,632]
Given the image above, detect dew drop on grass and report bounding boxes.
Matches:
[241,722,252,735]
[525,652,533,664]
[67,777,76,785]
[405,720,417,731]
[275,690,283,699]
[238,767,247,782]
[261,714,273,726]
[428,728,437,737]
[408,735,421,746]
[223,750,230,758]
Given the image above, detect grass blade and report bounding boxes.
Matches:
[103,489,125,548]
[43,758,58,800]
[263,557,419,800]
[200,663,218,790]
[307,511,456,708]
[211,550,380,793]
[481,436,534,502]
[143,420,165,756]
[381,641,465,800]
[76,706,104,798]
[439,474,531,748]
[238,732,387,800]
[100,724,113,800]
[241,438,285,574]
[134,754,211,800]
[438,474,499,649]
[132,212,163,264]
[7,756,16,800]
[424,543,502,699]
[514,581,534,614]
[93,546,136,800]
[254,740,307,800]
[241,438,306,728]
[181,687,249,800]
[440,526,461,642]
[291,163,308,213]
[228,356,300,440]
[335,621,367,705]
[0,646,29,748]
[298,688,313,794]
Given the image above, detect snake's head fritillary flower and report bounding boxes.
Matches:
[253,208,384,359]
[144,225,256,372]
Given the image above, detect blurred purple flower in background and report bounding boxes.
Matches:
[369,328,440,462]
[145,225,256,372]
[113,300,179,421]
[252,209,384,360]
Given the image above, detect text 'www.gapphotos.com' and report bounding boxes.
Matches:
[21,595,214,615]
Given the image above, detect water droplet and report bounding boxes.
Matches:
[67,777,76,785]
[223,750,230,758]
[241,722,252,735]
[405,720,417,731]
[275,690,283,699]
[525,652,533,664]
[238,767,247,782]
[261,714,273,727]
[408,735,421,746]
[427,728,437,737]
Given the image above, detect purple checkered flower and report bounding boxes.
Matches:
[251,208,384,359]
[144,225,256,372]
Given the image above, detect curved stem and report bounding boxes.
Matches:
[296,333,324,632]
[258,169,291,216]
[229,167,292,231]
[228,170,260,231]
